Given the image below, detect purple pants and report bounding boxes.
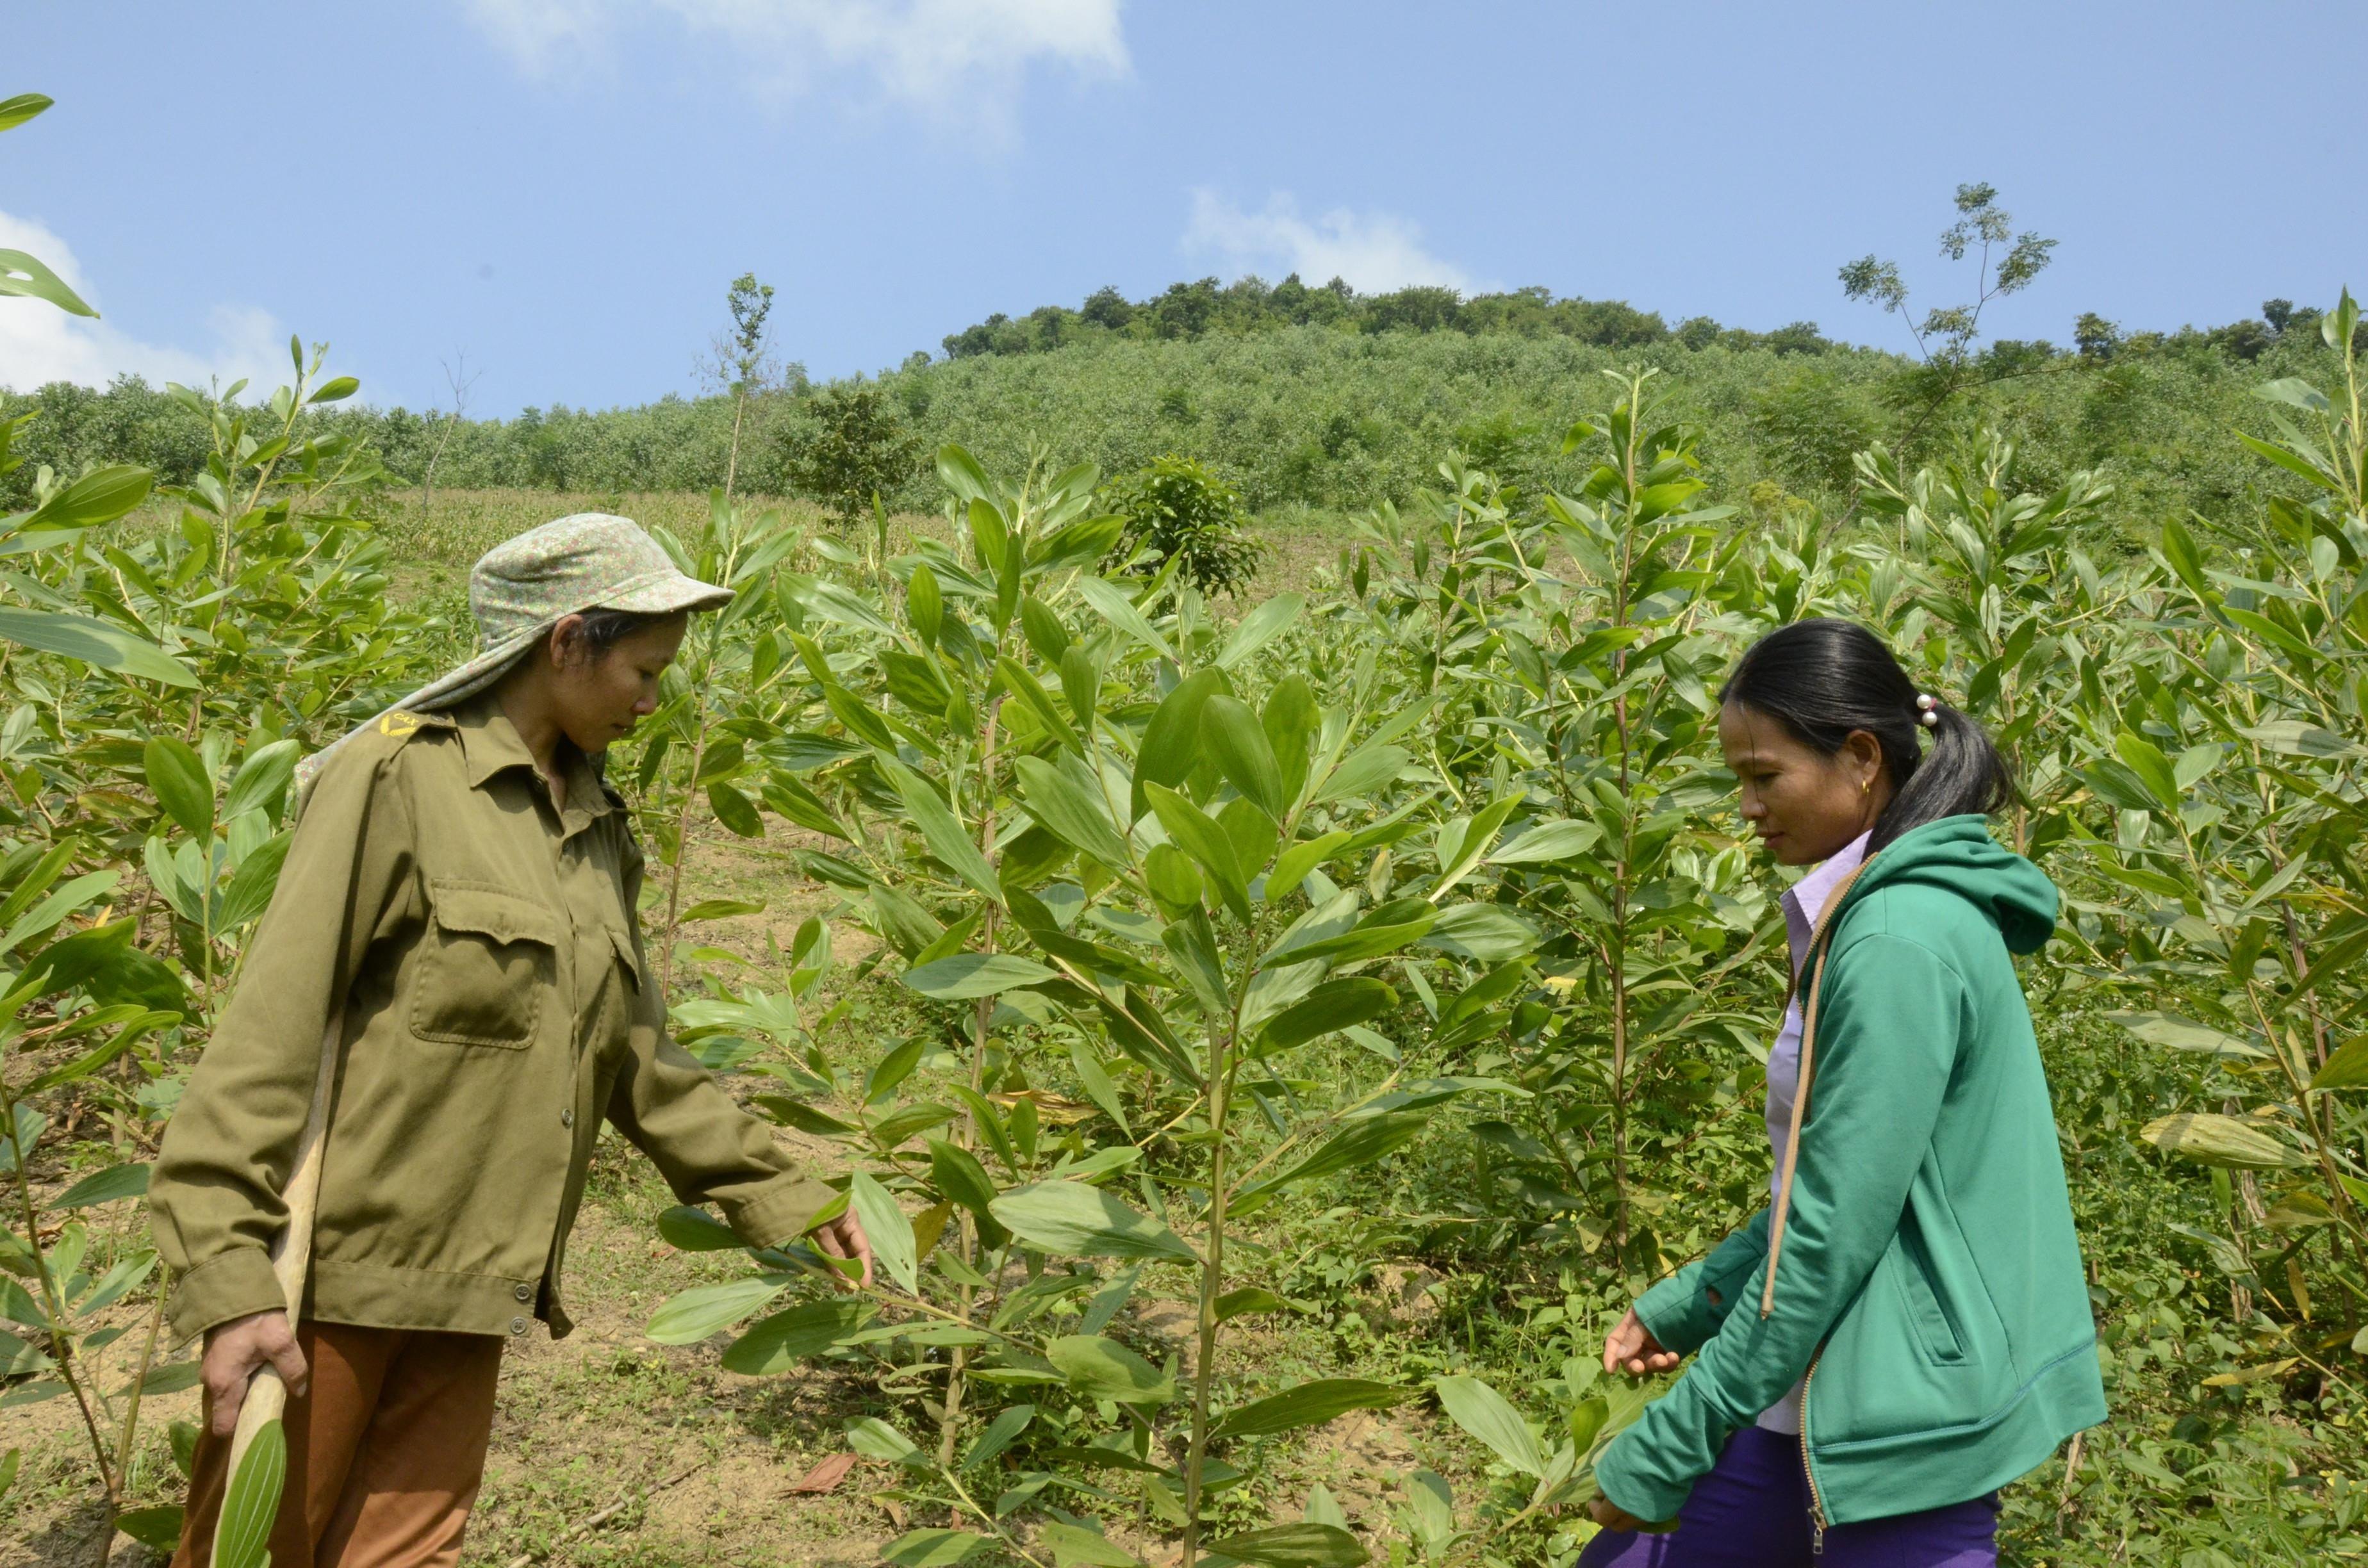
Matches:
[1577,1427,1999,1568]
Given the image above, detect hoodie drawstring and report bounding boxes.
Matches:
[1760,860,1871,1320]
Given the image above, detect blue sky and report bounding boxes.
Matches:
[5,1,2360,414]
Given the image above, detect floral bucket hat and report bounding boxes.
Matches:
[296,513,730,799]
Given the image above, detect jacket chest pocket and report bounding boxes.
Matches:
[413,881,560,1048]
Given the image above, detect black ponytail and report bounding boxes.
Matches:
[1720,618,2013,851]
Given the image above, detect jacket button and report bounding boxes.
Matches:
[561,1107,575,1127]
[509,1316,528,1335]
[514,1283,534,1302]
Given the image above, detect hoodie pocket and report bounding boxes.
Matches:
[1893,1214,1966,1365]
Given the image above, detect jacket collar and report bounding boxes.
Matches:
[452,697,617,825]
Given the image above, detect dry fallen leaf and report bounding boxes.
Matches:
[787,1452,859,1494]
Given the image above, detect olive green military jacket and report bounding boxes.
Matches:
[151,698,834,1344]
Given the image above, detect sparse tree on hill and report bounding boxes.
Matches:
[1840,181,2059,435]
[705,272,778,501]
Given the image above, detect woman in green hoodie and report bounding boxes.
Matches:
[1581,619,2106,1566]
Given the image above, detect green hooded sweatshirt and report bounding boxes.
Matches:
[1595,816,2106,1529]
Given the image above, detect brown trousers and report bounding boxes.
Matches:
[174,1323,504,1568]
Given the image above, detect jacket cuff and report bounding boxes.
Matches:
[168,1248,290,1343]
[1592,1384,1707,1526]
[724,1175,840,1251]
[1636,1268,1717,1357]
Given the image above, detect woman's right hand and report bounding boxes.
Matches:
[201,1309,309,1437]
[1602,1307,1680,1378]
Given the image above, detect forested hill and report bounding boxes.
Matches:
[934,274,1839,360]
[2,275,2340,539]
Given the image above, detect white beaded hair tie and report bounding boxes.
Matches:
[1914,692,1940,728]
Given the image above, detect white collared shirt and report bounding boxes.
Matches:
[1757,829,1872,1435]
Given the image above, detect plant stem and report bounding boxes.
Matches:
[110,1285,169,1486]
[1180,982,1244,1568]
[4,1079,119,1507]
[939,698,1001,1472]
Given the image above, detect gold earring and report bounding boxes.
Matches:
[1861,776,1872,794]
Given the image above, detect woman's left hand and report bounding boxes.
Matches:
[1586,1496,1657,1532]
[812,1209,873,1287]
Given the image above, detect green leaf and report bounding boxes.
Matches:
[646,1275,791,1343]
[707,781,765,838]
[960,1401,1036,1471]
[1311,741,1408,805]
[1075,576,1177,664]
[1432,1374,1544,1478]
[1266,901,1436,968]
[881,758,1001,902]
[848,1172,919,1294]
[2308,1036,2368,1093]
[681,898,765,923]
[222,737,299,822]
[1215,592,1306,669]
[1131,667,1226,822]
[306,376,361,404]
[1203,694,1287,820]
[2237,432,2342,494]
[721,1298,873,1373]
[0,247,96,316]
[1216,1286,1288,1323]
[2138,1113,2306,1170]
[2103,1011,2266,1060]
[1040,1520,1144,1567]
[0,1444,18,1498]
[1488,819,1601,864]
[135,1360,201,1396]
[848,1415,925,1465]
[211,1417,285,1568]
[989,1180,1197,1262]
[114,1505,183,1551]
[2255,377,2331,414]
[0,94,54,134]
[51,1162,148,1210]
[213,835,290,933]
[880,1528,991,1567]
[902,952,1056,1000]
[1418,903,1539,962]
[1146,783,1250,923]
[2239,721,2360,760]
[10,917,136,1006]
[28,465,151,529]
[1069,1036,1133,1136]
[1256,979,1397,1054]
[2112,732,2180,811]
[0,606,195,686]
[1014,755,1132,870]
[1201,1523,1369,1567]
[656,1205,742,1251]
[907,562,944,645]
[1213,1378,1408,1437]
[1242,1112,1427,1209]
[1263,676,1320,808]
[1048,1333,1174,1406]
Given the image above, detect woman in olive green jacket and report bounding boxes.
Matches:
[151,516,869,1568]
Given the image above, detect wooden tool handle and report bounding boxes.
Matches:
[220,1012,342,1480]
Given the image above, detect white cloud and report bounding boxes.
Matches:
[1183,190,1476,295]
[0,211,292,395]
[463,0,1127,112]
